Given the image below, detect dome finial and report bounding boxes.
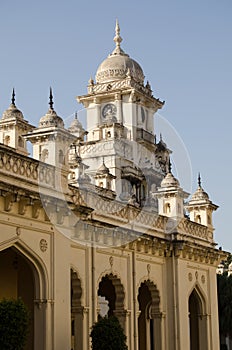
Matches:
[11,88,16,106]
[49,87,54,110]
[112,19,125,55]
[198,172,202,188]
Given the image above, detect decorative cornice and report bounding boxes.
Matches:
[0,144,220,254]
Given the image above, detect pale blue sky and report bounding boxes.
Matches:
[0,0,231,251]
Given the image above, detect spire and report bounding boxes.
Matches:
[88,76,94,85]
[75,111,78,120]
[11,88,16,106]
[198,172,202,188]
[111,19,125,55]
[168,158,172,173]
[49,87,54,110]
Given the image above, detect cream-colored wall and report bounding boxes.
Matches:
[52,230,71,350]
[176,258,220,350]
[0,187,222,350]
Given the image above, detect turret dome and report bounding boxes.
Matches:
[68,112,85,135]
[189,174,210,202]
[95,20,145,84]
[2,89,24,120]
[96,160,110,176]
[161,172,180,188]
[39,88,64,129]
[39,109,64,129]
[191,187,209,201]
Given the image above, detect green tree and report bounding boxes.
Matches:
[217,253,232,348]
[222,253,232,271]
[0,298,30,350]
[90,316,128,350]
[217,273,232,337]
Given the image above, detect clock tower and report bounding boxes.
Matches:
[77,21,167,206]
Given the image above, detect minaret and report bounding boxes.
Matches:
[26,88,76,190]
[68,112,87,141]
[94,159,116,190]
[155,160,189,219]
[68,112,90,186]
[77,21,165,205]
[0,89,35,155]
[186,174,218,231]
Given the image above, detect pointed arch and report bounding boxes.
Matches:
[138,279,162,350]
[189,285,208,350]
[188,283,208,315]
[0,241,49,350]
[71,268,83,350]
[0,239,49,299]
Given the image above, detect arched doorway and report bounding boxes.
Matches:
[138,280,162,350]
[98,273,126,330]
[70,269,83,350]
[189,288,208,350]
[0,246,47,350]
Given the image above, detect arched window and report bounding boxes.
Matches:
[41,149,49,162]
[4,135,10,146]
[18,136,24,148]
[59,150,64,164]
[71,269,83,350]
[189,288,208,350]
[164,203,171,214]
[138,280,162,350]
[98,273,126,330]
[196,215,201,224]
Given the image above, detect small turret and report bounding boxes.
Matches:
[155,160,189,219]
[26,88,75,168]
[68,112,87,141]
[94,159,116,190]
[185,174,218,231]
[25,88,76,191]
[0,89,34,155]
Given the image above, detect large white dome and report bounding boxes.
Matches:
[95,21,145,84]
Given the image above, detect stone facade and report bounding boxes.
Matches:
[0,21,226,350]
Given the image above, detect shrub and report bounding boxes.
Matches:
[90,316,128,350]
[0,298,30,350]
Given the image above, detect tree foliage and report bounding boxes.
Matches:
[0,298,30,350]
[222,253,232,270]
[217,253,232,340]
[90,316,128,350]
[217,273,232,336]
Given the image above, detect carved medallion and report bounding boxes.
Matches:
[40,239,48,252]
[201,275,206,284]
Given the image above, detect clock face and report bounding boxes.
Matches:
[102,103,117,120]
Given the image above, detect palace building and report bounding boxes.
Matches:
[0,21,225,350]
